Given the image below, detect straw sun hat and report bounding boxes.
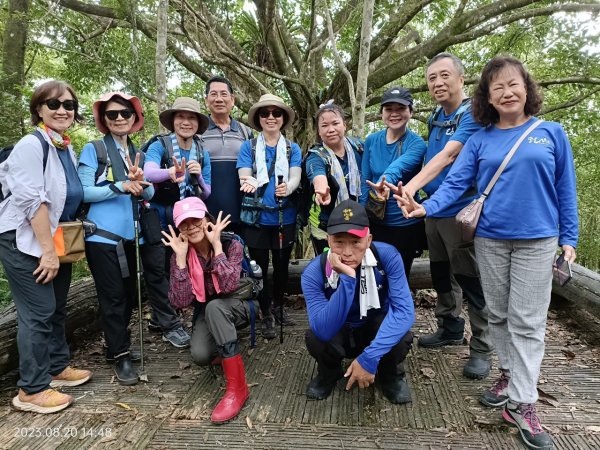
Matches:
[159,97,210,134]
[247,93,296,131]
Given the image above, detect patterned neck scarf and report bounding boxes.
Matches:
[323,137,361,204]
[39,123,71,149]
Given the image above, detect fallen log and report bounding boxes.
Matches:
[0,277,99,376]
[1,258,598,377]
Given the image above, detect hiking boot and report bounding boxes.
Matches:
[463,356,490,380]
[114,355,139,386]
[261,314,276,340]
[380,377,412,404]
[106,349,141,363]
[480,370,510,407]
[272,305,296,326]
[50,366,93,388]
[12,388,73,414]
[148,320,162,333]
[306,368,343,400]
[418,328,464,348]
[503,401,554,449]
[162,327,191,348]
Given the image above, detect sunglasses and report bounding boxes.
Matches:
[44,99,77,111]
[258,109,284,119]
[105,109,134,120]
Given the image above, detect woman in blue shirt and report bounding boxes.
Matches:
[79,92,190,386]
[399,56,578,450]
[237,94,302,338]
[361,87,427,278]
[304,102,363,255]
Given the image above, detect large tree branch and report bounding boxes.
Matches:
[541,87,600,115]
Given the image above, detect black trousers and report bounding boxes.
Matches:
[305,312,413,380]
[86,240,180,357]
[0,231,71,394]
[370,221,427,280]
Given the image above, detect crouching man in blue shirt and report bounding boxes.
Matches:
[301,200,415,403]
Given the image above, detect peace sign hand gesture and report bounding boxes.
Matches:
[394,186,426,219]
[168,156,186,183]
[366,175,390,200]
[126,152,144,182]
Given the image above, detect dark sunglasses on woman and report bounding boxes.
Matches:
[105,109,134,120]
[259,109,283,119]
[44,99,77,111]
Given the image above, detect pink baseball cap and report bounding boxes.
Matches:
[173,197,208,228]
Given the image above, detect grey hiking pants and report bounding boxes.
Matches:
[475,236,557,404]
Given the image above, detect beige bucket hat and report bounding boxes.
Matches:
[247,93,296,131]
[159,97,209,134]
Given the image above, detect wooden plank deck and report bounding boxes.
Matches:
[0,295,599,449]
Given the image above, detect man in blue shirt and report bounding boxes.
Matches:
[398,53,493,380]
[301,200,414,403]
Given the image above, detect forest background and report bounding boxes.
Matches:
[0,0,599,306]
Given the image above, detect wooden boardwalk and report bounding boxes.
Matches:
[0,295,599,449]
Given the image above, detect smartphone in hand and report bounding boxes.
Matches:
[553,252,573,287]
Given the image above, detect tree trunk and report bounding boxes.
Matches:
[155,0,169,131]
[0,0,29,145]
[352,0,375,137]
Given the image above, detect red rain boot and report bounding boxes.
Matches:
[210,354,249,423]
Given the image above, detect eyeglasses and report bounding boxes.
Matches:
[105,109,134,120]
[259,109,283,119]
[44,99,77,111]
[207,91,231,99]
[178,220,204,232]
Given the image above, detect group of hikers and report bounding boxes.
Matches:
[0,52,577,450]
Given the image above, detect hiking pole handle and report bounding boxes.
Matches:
[190,173,203,197]
[276,175,284,203]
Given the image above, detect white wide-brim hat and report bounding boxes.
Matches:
[247,93,296,131]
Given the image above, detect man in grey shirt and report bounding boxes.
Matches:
[200,76,253,233]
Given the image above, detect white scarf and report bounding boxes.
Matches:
[255,133,289,188]
[325,248,380,319]
[324,137,361,205]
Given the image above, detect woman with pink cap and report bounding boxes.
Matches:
[162,197,257,424]
[78,92,190,386]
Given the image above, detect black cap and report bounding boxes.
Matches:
[380,87,413,107]
[327,200,370,237]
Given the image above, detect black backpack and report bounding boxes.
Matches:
[0,130,49,202]
[139,134,205,205]
[296,137,363,229]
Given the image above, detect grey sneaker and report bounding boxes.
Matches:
[162,327,191,348]
[503,401,554,449]
[480,370,510,407]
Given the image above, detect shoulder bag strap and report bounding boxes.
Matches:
[481,119,543,198]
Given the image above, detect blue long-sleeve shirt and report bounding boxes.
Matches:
[423,118,578,247]
[78,139,154,245]
[301,242,415,374]
[360,129,426,226]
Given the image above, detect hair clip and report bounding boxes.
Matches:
[318,99,335,109]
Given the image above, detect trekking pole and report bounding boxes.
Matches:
[277,175,284,344]
[132,195,146,376]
